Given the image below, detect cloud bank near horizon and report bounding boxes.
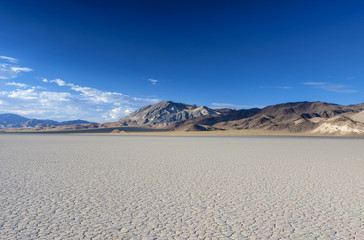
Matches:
[0,56,159,122]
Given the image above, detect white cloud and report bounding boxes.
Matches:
[6,77,160,122]
[259,86,293,89]
[0,64,17,79]
[40,91,71,102]
[5,82,28,88]
[3,109,48,116]
[50,78,66,86]
[6,88,70,103]
[0,56,18,63]
[302,81,357,93]
[10,67,33,72]
[148,78,159,85]
[102,107,135,121]
[47,78,159,106]
[0,87,82,121]
[210,103,265,109]
[0,62,33,79]
[68,84,115,103]
[7,88,38,100]
[302,81,326,86]
[0,55,160,122]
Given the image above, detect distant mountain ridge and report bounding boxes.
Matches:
[3,100,364,135]
[211,101,364,132]
[0,113,91,129]
[116,100,364,134]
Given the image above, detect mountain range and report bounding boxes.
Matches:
[0,113,91,129]
[119,101,219,127]
[2,100,364,135]
[115,100,364,135]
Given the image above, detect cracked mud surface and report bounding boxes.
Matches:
[0,135,363,239]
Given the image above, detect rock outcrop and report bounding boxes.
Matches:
[119,101,219,127]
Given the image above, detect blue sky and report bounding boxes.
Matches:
[0,0,364,122]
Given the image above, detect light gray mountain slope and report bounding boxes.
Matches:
[119,101,219,126]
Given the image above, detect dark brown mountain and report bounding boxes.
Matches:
[115,100,364,133]
[174,108,261,130]
[212,101,364,132]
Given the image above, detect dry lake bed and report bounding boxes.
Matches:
[0,134,363,239]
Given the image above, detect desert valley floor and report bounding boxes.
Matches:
[0,134,363,239]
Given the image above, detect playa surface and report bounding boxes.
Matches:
[0,134,363,239]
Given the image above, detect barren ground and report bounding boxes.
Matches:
[0,134,363,239]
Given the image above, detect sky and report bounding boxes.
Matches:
[0,0,364,122]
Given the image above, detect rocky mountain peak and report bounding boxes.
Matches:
[119,101,219,126]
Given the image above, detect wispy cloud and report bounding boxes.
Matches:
[5,82,28,88]
[277,86,293,89]
[47,78,158,106]
[48,78,66,86]
[10,67,33,72]
[0,56,33,79]
[259,85,293,90]
[302,81,326,86]
[0,56,18,63]
[0,55,160,122]
[6,88,38,100]
[210,102,265,109]
[1,79,159,122]
[1,78,160,122]
[148,78,159,85]
[302,81,357,93]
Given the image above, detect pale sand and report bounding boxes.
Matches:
[80,129,364,138]
[0,135,363,239]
